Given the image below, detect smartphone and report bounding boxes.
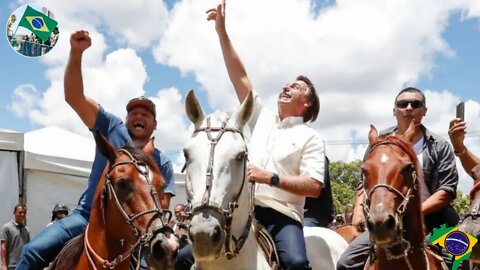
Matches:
[456,101,465,121]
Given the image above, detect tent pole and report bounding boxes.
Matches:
[18,151,26,205]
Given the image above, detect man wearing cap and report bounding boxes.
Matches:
[17,30,175,270]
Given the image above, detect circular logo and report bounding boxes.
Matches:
[6,3,60,58]
[444,231,470,256]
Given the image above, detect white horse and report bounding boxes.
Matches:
[183,90,348,270]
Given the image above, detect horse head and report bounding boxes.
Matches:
[362,121,423,247]
[92,131,179,270]
[183,90,253,261]
[459,164,480,263]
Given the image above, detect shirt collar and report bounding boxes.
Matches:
[12,220,23,227]
[276,115,304,128]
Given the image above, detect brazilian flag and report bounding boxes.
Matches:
[18,5,58,42]
[429,224,478,270]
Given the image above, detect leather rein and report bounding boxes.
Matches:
[85,148,172,269]
[185,116,255,260]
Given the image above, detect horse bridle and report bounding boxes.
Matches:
[362,140,422,265]
[85,148,173,269]
[185,116,254,259]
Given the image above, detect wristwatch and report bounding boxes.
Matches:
[270,173,280,187]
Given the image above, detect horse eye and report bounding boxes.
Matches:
[402,164,415,174]
[236,151,246,160]
[360,167,369,178]
[115,179,130,190]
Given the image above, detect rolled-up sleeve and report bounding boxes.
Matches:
[300,134,325,184]
[435,140,458,199]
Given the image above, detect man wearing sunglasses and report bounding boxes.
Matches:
[337,87,462,270]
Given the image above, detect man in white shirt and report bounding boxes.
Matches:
[206,1,324,269]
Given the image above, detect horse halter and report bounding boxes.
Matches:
[362,140,420,262]
[185,116,254,259]
[85,148,172,269]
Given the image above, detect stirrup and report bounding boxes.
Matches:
[256,225,280,270]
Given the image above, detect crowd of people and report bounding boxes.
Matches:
[2,1,479,270]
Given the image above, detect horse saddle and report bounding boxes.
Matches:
[255,224,280,270]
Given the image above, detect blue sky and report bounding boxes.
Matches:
[1,0,480,193]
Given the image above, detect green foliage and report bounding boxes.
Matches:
[330,160,362,213]
[453,190,470,218]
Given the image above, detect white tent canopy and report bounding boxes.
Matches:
[24,126,94,176]
[0,128,23,151]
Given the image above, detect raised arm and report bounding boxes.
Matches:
[64,30,99,129]
[448,118,480,178]
[206,0,253,103]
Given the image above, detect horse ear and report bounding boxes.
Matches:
[368,125,379,146]
[403,119,415,142]
[185,90,205,129]
[143,137,155,156]
[93,129,116,164]
[234,90,254,131]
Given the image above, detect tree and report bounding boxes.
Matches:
[330,160,362,214]
[453,190,470,218]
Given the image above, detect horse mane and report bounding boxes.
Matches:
[122,141,161,175]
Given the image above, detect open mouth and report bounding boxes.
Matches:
[279,90,292,99]
[133,122,145,130]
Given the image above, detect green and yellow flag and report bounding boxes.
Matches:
[429,224,478,270]
[18,5,58,42]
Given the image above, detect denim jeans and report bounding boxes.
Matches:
[16,210,88,270]
[255,206,311,270]
[303,217,320,227]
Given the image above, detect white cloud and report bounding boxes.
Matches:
[30,0,169,49]
[8,84,41,118]
[151,87,192,160]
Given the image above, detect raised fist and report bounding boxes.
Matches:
[70,30,91,54]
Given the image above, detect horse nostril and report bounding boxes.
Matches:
[151,238,166,261]
[211,225,221,244]
[366,218,374,232]
[385,214,396,230]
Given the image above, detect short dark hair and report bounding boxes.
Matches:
[14,204,26,213]
[297,75,320,123]
[394,87,426,106]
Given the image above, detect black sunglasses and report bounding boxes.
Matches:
[395,100,424,109]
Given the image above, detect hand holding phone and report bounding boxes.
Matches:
[456,101,465,121]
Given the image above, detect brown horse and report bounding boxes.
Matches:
[49,131,179,270]
[335,225,357,244]
[459,164,480,269]
[361,123,446,270]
